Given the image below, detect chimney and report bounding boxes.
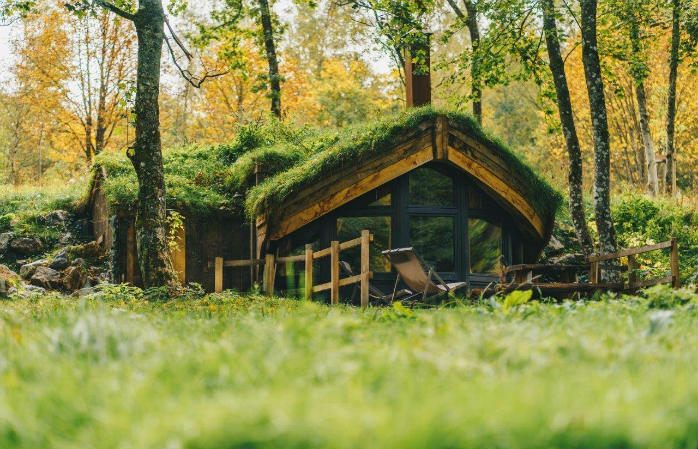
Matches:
[405,33,431,107]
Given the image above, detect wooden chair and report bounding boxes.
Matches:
[381,247,468,302]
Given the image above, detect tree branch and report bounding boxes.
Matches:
[95,0,136,22]
[163,35,228,88]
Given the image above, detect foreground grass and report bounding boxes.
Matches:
[1,287,698,449]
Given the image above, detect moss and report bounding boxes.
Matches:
[246,106,562,228]
[88,106,561,231]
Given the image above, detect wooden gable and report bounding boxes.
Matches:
[256,114,551,250]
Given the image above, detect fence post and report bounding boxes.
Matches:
[589,261,599,284]
[330,240,339,304]
[305,244,313,300]
[214,257,223,293]
[263,253,275,296]
[360,230,370,308]
[627,254,638,290]
[670,238,680,289]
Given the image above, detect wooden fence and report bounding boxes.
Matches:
[214,230,374,307]
[587,238,680,289]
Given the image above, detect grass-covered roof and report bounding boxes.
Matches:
[90,106,562,228]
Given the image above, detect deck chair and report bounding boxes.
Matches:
[338,260,412,304]
[382,247,468,302]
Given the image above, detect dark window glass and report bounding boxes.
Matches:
[409,167,454,207]
[337,216,391,272]
[469,218,502,273]
[409,216,455,272]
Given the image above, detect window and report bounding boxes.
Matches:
[409,167,454,207]
[409,216,455,272]
[469,218,502,273]
[337,216,392,272]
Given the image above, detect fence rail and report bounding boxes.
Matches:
[214,230,374,307]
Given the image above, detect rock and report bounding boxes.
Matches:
[49,250,70,271]
[70,240,103,260]
[59,233,73,245]
[72,287,95,297]
[71,258,86,267]
[9,236,44,256]
[0,232,13,254]
[18,284,46,297]
[42,210,72,227]
[20,260,48,279]
[30,266,62,289]
[0,264,20,283]
[62,266,88,291]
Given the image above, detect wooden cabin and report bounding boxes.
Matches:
[86,39,560,296]
[255,113,560,294]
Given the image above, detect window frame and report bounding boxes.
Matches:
[329,162,513,285]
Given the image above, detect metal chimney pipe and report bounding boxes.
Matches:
[405,33,431,107]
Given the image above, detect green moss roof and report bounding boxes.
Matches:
[90,107,562,231]
[246,106,562,229]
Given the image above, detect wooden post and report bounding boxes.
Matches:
[263,253,275,296]
[330,240,339,304]
[214,257,223,293]
[589,261,599,284]
[627,254,638,290]
[305,244,313,300]
[360,230,370,308]
[670,238,680,289]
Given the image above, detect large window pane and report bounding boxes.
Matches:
[469,218,502,273]
[337,216,391,273]
[409,167,454,207]
[409,216,455,272]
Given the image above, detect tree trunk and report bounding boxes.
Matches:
[635,81,658,195]
[542,0,594,256]
[579,0,618,259]
[257,0,281,118]
[463,0,482,125]
[129,0,179,288]
[666,0,680,196]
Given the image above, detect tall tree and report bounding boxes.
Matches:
[541,0,594,255]
[666,0,680,196]
[257,0,281,117]
[64,0,223,287]
[579,0,618,257]
[445,0,482,123]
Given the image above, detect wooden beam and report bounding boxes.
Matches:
[214,257,223,293]
[360,230,370,308]
[313,273,370,293]
[224,259,265,268]
[263,254,275,296]
[170,222,186,283]
[269,146,434,240]
[330,241,339,304]
[446,145,546,238]
[126,221,136,284]
[434,115,448,160]
[670,238,680,289]
[304,244,313,300]
[587,240,673,262]
[627,255,638,289]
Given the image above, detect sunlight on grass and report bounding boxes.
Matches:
[1,287,697,448]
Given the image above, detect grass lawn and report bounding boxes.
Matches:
[1,287,698,449]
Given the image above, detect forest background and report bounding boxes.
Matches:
[1,0,696,202]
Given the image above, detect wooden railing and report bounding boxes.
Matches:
[587,238,679,289]
[503,238,680,293]
[214,230,374,306]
